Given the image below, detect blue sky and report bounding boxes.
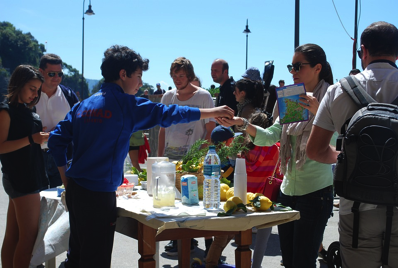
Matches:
[1,0,397,91]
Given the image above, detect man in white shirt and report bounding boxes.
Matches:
[307,21,398,267]
[158,57,215,160]
[37,54,79,188]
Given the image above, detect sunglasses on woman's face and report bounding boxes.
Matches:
[287,62,311,72]
[47,72,64,78]
[357,49,362,59]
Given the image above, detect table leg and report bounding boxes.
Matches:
[138,222,157,268]
[234,229,252,268]
[177,238,191,267]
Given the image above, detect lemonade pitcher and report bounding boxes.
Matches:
[152,161,176,208]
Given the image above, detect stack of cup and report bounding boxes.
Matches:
[234,158,247,202]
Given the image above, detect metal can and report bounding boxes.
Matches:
[181,175,199,205]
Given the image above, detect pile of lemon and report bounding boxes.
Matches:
[219,183,273,215]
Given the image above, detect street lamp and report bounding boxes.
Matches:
[242,19,251,70]
[82,0,95,100]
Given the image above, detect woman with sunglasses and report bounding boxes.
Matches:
[0,65,50,267]
[219,43,334,268]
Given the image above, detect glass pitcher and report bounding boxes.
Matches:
[152,161,176,208]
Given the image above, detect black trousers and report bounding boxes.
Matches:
[64,178,117,268]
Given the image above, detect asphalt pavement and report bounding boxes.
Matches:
[0,166,340,268]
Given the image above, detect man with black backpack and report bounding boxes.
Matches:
[37,54,79,188]
[306,21,398,267]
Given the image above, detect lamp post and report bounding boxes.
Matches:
[82,0,95,100]
[243,19,251,70]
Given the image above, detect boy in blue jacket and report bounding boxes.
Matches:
[48,45,233,267]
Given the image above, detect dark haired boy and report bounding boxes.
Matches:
[48,45,233,267]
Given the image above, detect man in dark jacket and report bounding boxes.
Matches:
[211,59,238,115]
[37,53,79,188]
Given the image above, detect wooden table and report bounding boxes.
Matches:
[115,190,300,268]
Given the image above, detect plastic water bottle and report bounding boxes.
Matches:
[203,145,221,211]
[123,154,132,173]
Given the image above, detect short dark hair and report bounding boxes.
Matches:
[349,69,361,75]
[278,80,285,84]
[39,53,62,70]
[361,21,398,57]
[295,43,334,85]
[235,79,265,109]
[170,57,195,82]
[101,45,149,83]
[6,65,44,108]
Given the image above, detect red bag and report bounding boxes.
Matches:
[262,158,282,202]
[262,176,282,202]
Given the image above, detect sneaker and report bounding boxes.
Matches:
[165,243,178,256]
[218,258,227,265]
[318,248,328,263]
[165,240,195,256]
[164,240,175,250]
[191,238,198,247]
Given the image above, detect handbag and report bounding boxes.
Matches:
[262,158,282,202]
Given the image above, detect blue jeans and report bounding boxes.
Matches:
[277,186,333,268]
[42,150,62,188]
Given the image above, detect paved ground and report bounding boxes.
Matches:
[0,165,340,267]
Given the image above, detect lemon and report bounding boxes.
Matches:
[220,183,230,201]
[253,192,264,199]
[246,192,254,205]
[228,196,243,205]
[223,200,237,213]
[226,187,234,200]
[253,196,273,211]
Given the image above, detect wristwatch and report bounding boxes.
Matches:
[240,118,249,131]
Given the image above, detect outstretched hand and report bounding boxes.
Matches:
[201,105,234,121]
[216,116,243,127]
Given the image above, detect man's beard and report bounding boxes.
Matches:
[177,81,190,91]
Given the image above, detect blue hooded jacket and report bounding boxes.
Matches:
[48,83,200,192]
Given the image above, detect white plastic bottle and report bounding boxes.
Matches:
[203,145,221,211]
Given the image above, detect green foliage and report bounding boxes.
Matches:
[0,21,45,73]
[208,86,220,97]
[180,136,248,173]
[61,62,88,99]
[216,135,248,165]
[181,139,209,164]
[131,167,147,181]
[91,78,105,95]
[137,82,154,96]
[0,58,9,101]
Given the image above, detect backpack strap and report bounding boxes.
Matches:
[351,201,360,248]
[382,206,394,265]
[339,76,376,108]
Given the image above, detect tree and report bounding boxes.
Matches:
[61,63,88,99]
[138,82,154,96]
[91,78,105,95]
[0,57,10,101]
[0,21,45,73]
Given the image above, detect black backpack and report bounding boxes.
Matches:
[334,75,398,265]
